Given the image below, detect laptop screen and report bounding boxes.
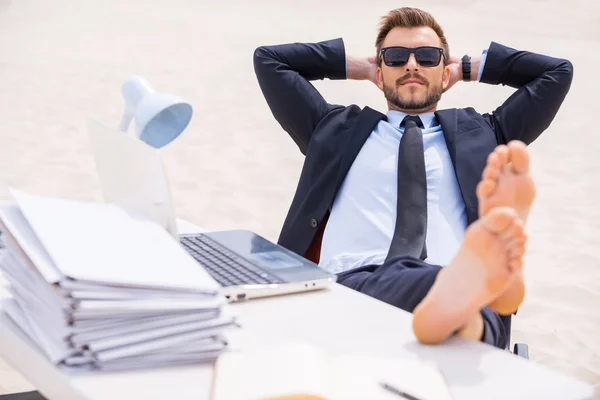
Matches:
[87,118,178,239]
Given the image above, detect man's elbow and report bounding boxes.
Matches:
[253,45,281,83]
[253,45,276,68]
[253,46,267,72]
[253,45,268,62]
[556,58,574,89]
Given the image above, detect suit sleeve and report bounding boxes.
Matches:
[480,42,574,145]
[253,38,347,154]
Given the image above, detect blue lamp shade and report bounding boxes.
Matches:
[119,76,193,148]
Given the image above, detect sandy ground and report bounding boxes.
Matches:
[0,0,599,394]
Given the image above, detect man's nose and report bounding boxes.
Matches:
[405,53,419,71]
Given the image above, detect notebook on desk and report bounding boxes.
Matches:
[211,342,454,400]
[87,118,336,302]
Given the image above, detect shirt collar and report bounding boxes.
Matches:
[386,110,437,130]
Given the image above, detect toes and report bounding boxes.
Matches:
[510,235,528,248]
[508,258,523,273]
[482,165,499,181]
[486,151,504,171]
[484,145,509,181]
[508,240,526,259]
[507,141,530,174]
[502,219,525,240]
[501,218,527,257]
[482,207,519,234]
[493,144,510,166]
[507,233,527,272]
[476,179,496,199]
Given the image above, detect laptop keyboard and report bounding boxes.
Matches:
[180,235,285,287]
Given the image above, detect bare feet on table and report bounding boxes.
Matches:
[412,207,526,345]
[477,140,535,315]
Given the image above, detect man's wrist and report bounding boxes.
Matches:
[461,56,481,82]
[469,56,481,81]
[346,55,372,80]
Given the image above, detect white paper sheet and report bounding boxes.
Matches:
[62,351,222,372]
[72,296,225,313]
[0,205,62,283]
[87,312,235,353]
[67,310,217,332]
[94,324,233,362]
[2,298,81,364]
[58,279,216,295]
[67,288,217,301]
[0,251,71,312]
[10,188,221,292]
[70,310,220,345]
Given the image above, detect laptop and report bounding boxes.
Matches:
[86,118,336,302]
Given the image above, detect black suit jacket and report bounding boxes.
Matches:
[253,38,573,262]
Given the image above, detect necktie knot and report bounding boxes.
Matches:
[400,115,424,129]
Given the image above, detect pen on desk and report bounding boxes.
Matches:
[380,382,424,400]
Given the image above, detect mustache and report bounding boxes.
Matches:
[396,73,429,87]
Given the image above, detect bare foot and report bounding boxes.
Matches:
[412,207,526,345]
[477,141,534,315]
[476,140,536,222]
[489,272,525,315]
[488,222,528,315]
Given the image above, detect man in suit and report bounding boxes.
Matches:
[253,7,573,348]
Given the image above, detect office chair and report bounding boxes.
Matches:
[503,315,529,358]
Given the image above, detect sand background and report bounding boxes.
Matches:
[0,0,599,394]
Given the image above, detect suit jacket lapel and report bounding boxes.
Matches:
[436,109,477,224]
[334,106,386,188]
[436,109,498,224]
[435,109,458,165]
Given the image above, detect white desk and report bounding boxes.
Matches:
[0,220,594,400]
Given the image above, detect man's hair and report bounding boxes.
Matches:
[376,7,450,65]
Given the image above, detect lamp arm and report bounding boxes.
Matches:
[119,110,134,132]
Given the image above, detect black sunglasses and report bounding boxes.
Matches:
[380,46,446,67]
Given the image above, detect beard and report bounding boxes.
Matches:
[383,73,443,111]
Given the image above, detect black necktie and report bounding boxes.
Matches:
[385,115,428,262]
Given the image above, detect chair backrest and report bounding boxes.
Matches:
[303,212,329,264]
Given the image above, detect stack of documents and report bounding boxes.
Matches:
[0,188,236,372]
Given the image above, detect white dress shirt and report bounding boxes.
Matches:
[319,111,468,274]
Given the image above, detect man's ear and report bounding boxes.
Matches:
[376,66,384,91]
[442,64,451,91]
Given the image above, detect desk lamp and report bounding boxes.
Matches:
[119,76,193,148]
